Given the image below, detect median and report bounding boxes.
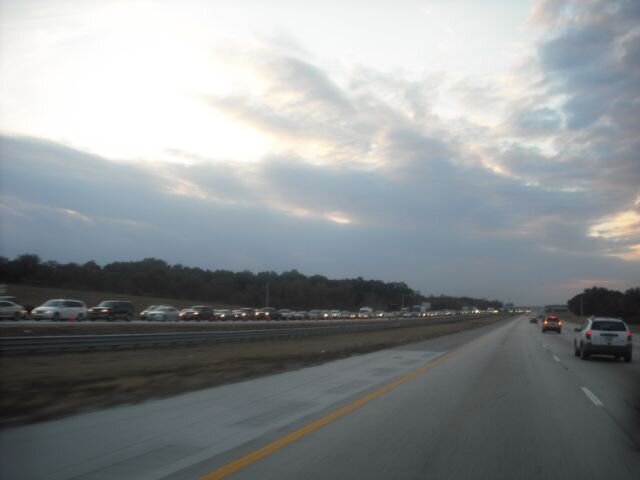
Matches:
[0,314,508,426]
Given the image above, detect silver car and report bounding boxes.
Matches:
[31,299,88,321]
[0,300,28,320]
[574,317,632,362]
[145,305,179,322]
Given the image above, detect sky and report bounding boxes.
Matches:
[0,0,639,305]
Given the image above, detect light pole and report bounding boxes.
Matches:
[266,282,270,308]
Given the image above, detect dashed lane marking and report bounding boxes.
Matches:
[581,387,604,407]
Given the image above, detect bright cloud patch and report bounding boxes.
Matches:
[589,211,640,240]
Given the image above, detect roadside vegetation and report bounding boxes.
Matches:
[568,287,640,324]
[0,254,503,311]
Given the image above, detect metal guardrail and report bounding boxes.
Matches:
[0,315,497,354]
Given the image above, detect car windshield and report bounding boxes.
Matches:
[591,321,626,332]
[97,301,117,307]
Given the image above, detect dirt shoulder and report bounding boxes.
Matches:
[0,315,508,427]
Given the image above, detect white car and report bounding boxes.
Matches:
[574,316,632,362]
[31,299,87,321]
[145,305,179,322]
[0,300,28,320]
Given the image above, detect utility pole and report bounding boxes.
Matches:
[580,293,583,318]
[266,282,270,308]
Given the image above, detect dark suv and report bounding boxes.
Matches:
[542,315,562,333]
[88,300,134,321]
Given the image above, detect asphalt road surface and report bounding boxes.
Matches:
[1,316,639,479]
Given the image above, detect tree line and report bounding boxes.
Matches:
[568,286,640,324]
[0,254,503,311]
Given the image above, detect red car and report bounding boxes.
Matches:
[542,315,562,333]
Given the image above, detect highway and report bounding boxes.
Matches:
[1,316,639,479]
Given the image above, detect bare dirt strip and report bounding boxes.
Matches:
[0,315,508,426]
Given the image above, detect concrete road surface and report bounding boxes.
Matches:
[1,316,639,479]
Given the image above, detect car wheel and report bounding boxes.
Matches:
[558,329,562,334]
[574,342,580,357]
[580,343,589,360]
[12,311,20,321]
[125,315,130,322]
[624,352,632,363]
[53,312,60,322]
[162,314,167,322]
[77,313,85,321]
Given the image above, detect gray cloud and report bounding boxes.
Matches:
[1,133,638,305]
[511,107,563,134]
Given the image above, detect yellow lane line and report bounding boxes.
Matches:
[200,326,498,480]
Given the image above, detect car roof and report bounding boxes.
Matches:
[589,316,625,323]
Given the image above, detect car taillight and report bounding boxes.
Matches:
[628,332,632,342]
[585,330,592,340]
[544,320,548,325]
[558,321,562,326]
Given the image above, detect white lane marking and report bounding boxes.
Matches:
[581,387,604,407]
[553,355,560,362]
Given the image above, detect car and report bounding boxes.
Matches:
[0,300,28,320]
[308,309,322,320]
[529,316,537,324]
[542,315,562,333]
[214,309,233,321]
[574,317,632,362]
[88,300,134,321]
[233,308,255,320]
[0,296,34,314]
[31,299,87,321]
[178,305,214,321]
[255,307,281,320]
[145,305,179,322]
[292,311,309,320]
[278,309,295,320]
[139,305,160,320]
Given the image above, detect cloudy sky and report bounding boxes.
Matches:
[1,0,638,305]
